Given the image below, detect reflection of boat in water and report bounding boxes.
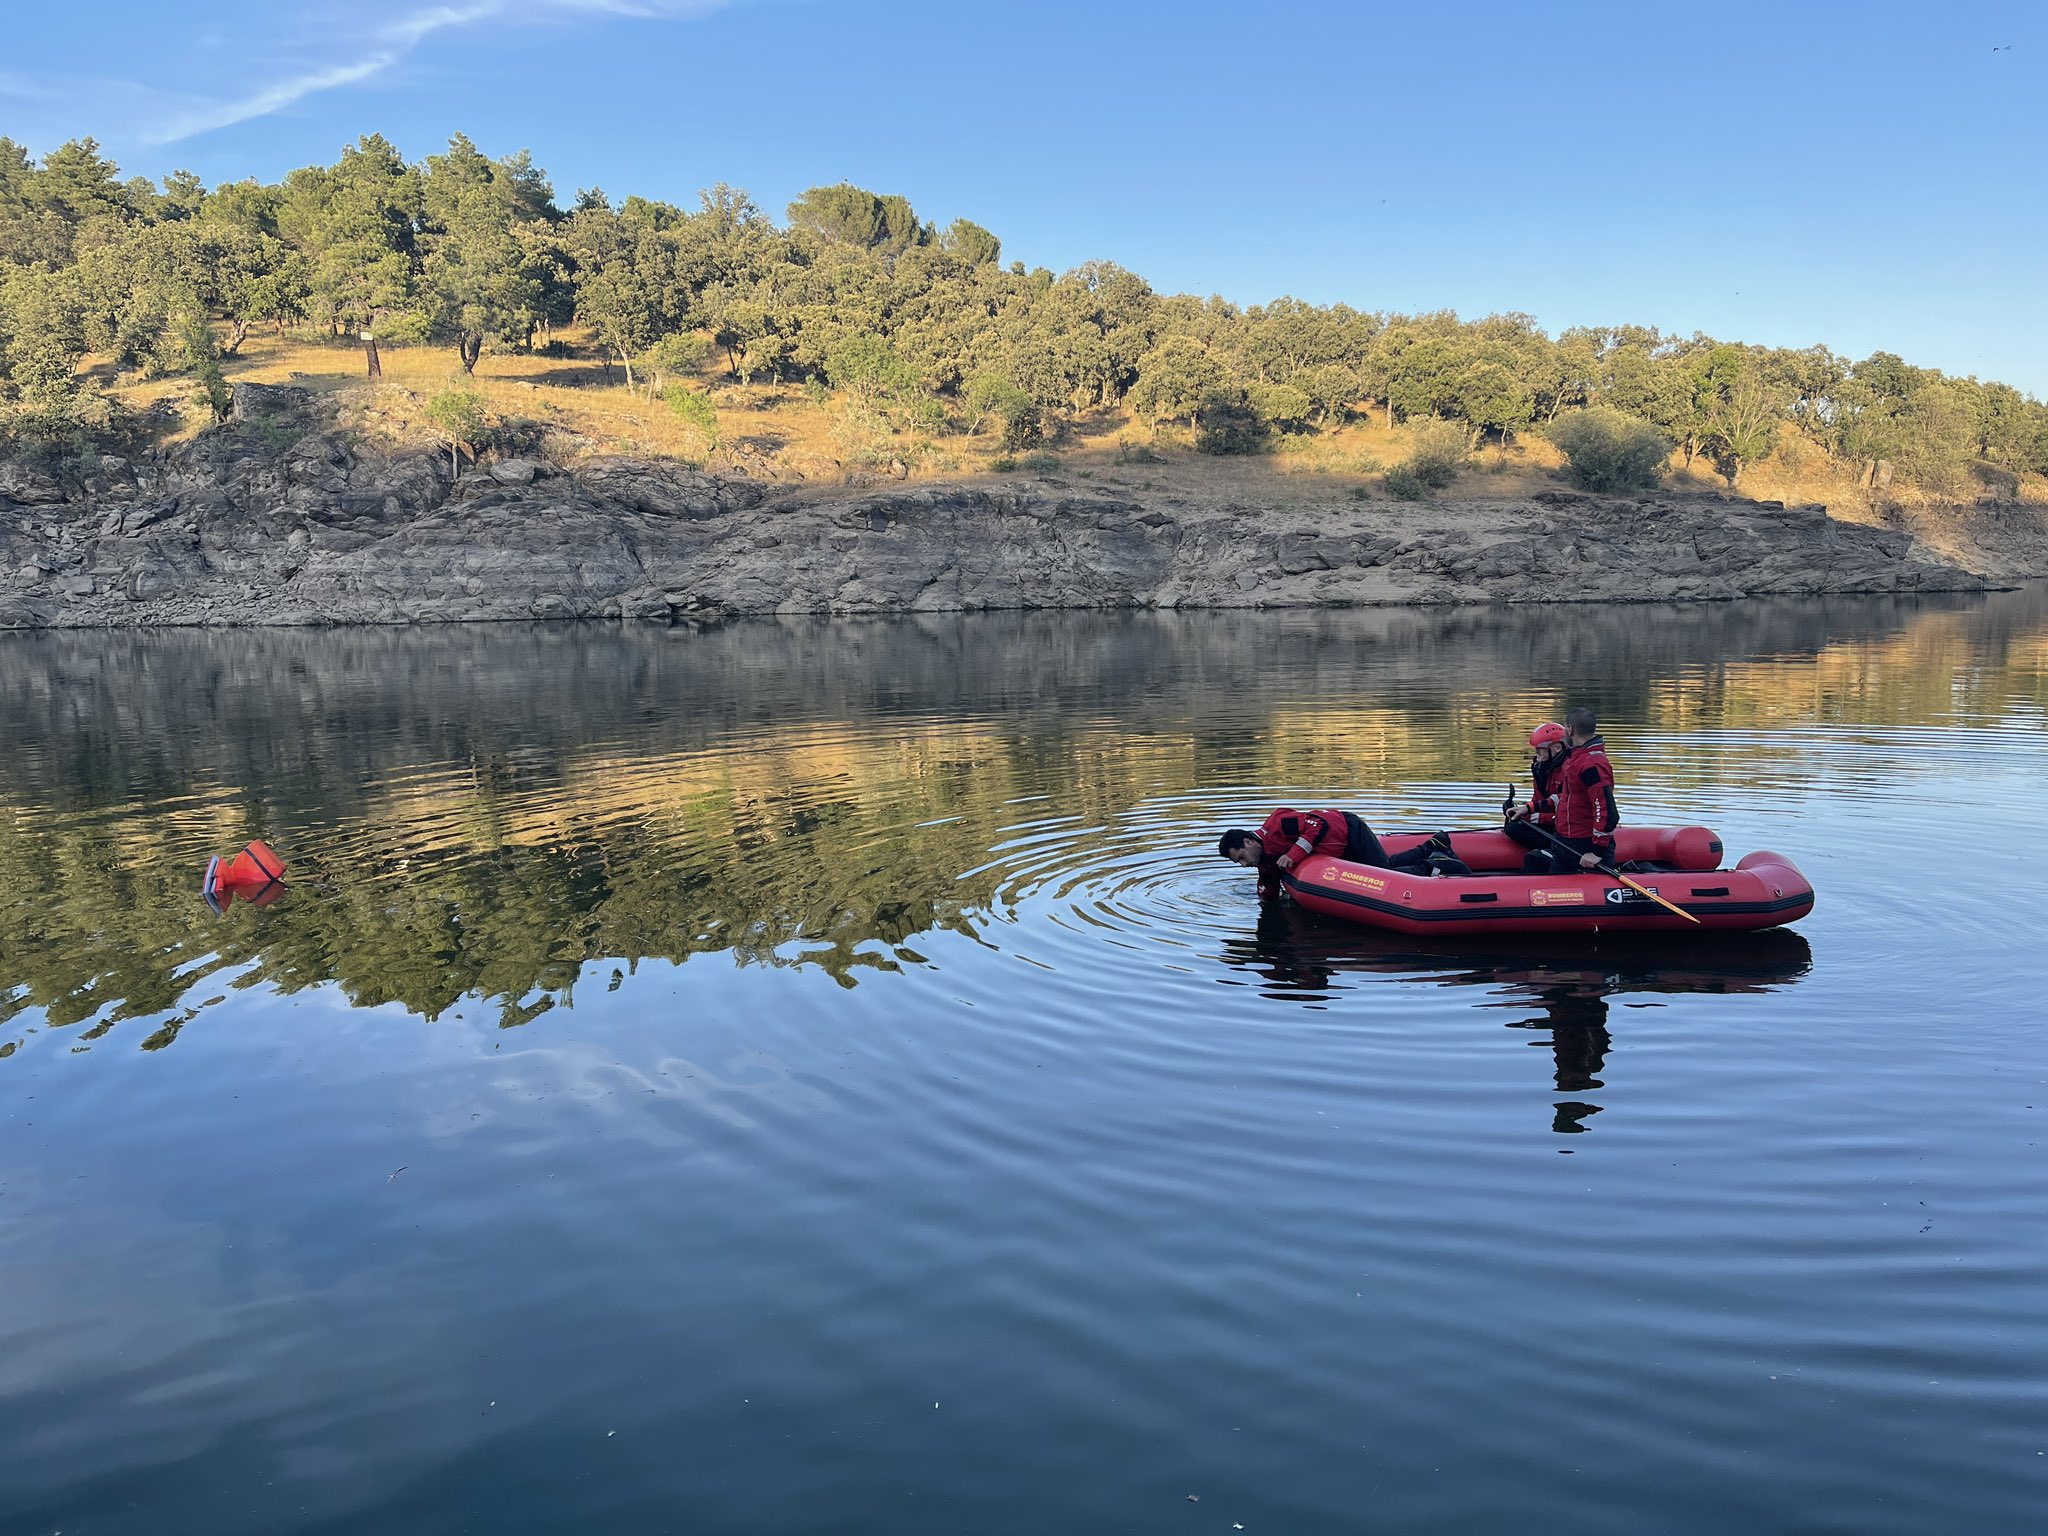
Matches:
[1283,826,1814,936]
[1226,906,1814,995]
[1224,910,1813,1135]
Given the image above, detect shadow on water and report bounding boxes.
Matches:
[1225,905,1814,1134]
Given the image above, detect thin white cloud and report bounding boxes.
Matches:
[141,0,724,145]
[0,71,65,105]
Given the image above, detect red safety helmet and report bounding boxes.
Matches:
[1528,722,1568,749]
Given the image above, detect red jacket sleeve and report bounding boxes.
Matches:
[1583,756,1617,845]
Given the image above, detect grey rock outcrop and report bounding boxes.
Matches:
[0,402,2009,629]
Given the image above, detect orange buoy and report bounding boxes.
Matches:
[202,839,288,914]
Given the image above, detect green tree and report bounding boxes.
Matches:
[1194,386,1267,455]
[1384,332,1468,423]
[424,388,489,476]
[564,199,676,387]
[0,264,89,405]
[1697,347,1791,489]
[1976,381,2034,470]
[1129,335,1225,429]
[1295,362,1359,427]
[277,135,424,345]
[1890,380,1978,496]
[824,334,915,407]
[1250,380,1314,431]
[1453,357,1535,449]
[787,184,924,253]
[418,135,553,372]
[963,373,1027,436]
[938,218,1000,267]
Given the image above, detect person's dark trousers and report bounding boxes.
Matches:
[1343,812,1441,872]
[1505,817,1555,871]
[1506,819,1606,874]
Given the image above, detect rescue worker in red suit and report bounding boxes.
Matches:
[1548,706,1619,870]
[1217,808,1458,902]
[1504,721,1570,872]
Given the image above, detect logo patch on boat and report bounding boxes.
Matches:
[1531,889,1584,906]
[1603,886,1659,905]
[1333,870,1386,891]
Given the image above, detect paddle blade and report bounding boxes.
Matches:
[1617,871,1701,924]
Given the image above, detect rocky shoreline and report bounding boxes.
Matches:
[1,387,2033,629]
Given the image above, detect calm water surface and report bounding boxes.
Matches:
[2,592,2045,1534]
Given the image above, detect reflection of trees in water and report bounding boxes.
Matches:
[1225,910,1812,1136]
[0,584,2027,1051]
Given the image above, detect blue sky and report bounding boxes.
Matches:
[5,0,2043,394]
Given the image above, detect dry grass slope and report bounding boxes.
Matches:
[98,327,2048,529]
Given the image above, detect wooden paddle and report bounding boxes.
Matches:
[1510,785,1700,925]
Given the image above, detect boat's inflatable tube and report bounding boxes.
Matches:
[1282,825,1812,936]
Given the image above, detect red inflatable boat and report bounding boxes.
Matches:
[1282,826,1812,937]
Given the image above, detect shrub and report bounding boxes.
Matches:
[906,394,947,435]
[998,394,1044,451]
[491,415,547,458]
[1114,438,1164,465]
[664,385,720,449]
[251,413,299,452]
[1194,388,1269,455]
[828,402,894,467]
[1384,465,1429,501]
[1250,381,1314,431]
[647,333,709,391]
[180,318,233,425]
[1018,451,1061,474]
[989,455,1018,472]
[824,335,915,407]
[1546,408,1671,493]
[1,400,102,481]
[1405,420,1467,488]
[424,389,490,475]
[966,373,1025,435]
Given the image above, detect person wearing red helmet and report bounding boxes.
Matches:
[1218,808,1460,901]
[1504,720,1571,871]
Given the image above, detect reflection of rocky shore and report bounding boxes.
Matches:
[1227,913,1814,1134]
[4,584,2040,796]
[0,588,2032,1048]
[0,392,2013,628]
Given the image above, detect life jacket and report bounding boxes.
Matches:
[1552,735,1618,846]
[1522,753,1561,827]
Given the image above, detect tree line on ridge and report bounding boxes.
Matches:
[3,131,2044,498]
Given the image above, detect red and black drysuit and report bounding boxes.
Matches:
[1249,807,1440,901]
[1544,734,1619,870]
[1504,749,1564,869]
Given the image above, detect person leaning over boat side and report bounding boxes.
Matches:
[1217,808,1462,901]
[1549,706,1620,870]
[1504,720,1570,871]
